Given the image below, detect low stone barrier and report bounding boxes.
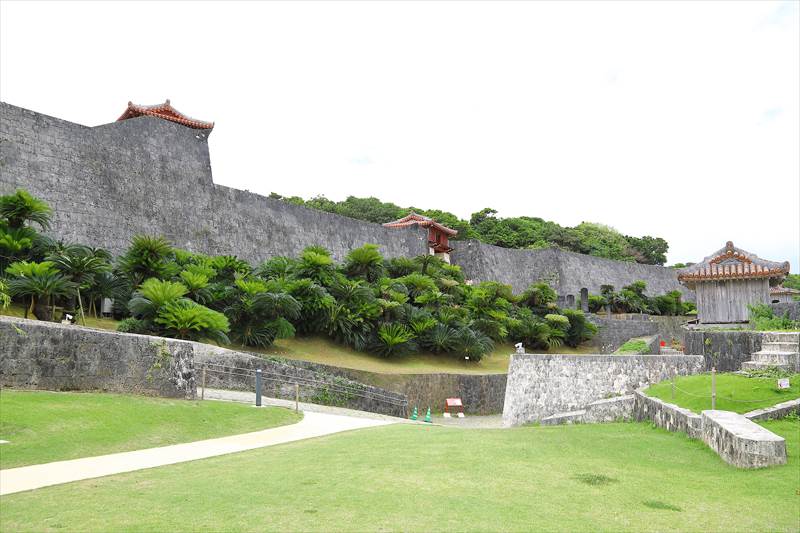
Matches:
[701,410,787,468]
[744,398,800,421]
[633,389,702,438]
[502,353,704,426]
[584,395,634,423]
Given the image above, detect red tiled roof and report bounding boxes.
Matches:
[678,241,789,286]
[117,100,214,130]
[383,213,458,236]
[771,285,800,296]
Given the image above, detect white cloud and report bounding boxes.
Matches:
[1,0,797,270]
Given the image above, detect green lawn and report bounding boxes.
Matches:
[646,373,800,414]
[0,391,301,468]
[0,420,797,532]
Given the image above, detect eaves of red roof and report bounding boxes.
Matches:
[383,212,458,236]
[117,100,214,130]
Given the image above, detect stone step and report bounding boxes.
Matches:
[759,342,800,353]
[540,410,586,426]
[763,332,800,343]
[750,352,799,365]
[741,361,795,372]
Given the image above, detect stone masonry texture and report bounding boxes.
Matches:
[0,316,407,417]
[0,316,196,398]
[502,353,704,426]
[683,330,763,371]
[701,410,787,468]
[1,102,688,298]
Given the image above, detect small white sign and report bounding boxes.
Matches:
[777,378,790,390]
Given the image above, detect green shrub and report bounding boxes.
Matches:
[748,304,799,331]
[116,317,149,334]
[562,309,598,347]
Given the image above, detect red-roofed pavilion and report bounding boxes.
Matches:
[678,241,790,323]
[384,213,458,262]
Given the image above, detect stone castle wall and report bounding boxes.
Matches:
[452,239,690,298]
[2,101,687,297]
[0,102,428,262]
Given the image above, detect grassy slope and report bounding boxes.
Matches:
[2,304,597,375]
[246,335,595,375]
[0,421,797,532]
[646,373,800,414]
[1,303,120,332]
[0,391,301,468]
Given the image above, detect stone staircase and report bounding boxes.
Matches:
[660,346,683,355]
[740,332,800,372]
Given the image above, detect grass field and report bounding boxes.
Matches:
[0,391,301,468]
[0,420,796,532]
[646,372,800,414]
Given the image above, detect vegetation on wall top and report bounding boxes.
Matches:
[268,193,670,265]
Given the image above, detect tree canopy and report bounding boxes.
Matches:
[270,193,669,265]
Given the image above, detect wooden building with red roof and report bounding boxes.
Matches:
[678,241,790,323]
[383,213,458,263]
[118,100,214,130]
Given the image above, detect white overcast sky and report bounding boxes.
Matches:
[1,1,798,269]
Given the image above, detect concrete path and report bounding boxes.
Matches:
[202,387,409,423]
[0,410,392,496]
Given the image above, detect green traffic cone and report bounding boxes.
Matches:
[424,407,432,423]
[410,406,418,420]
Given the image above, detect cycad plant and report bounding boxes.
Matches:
[128,278,189,321]
[371,323,416,357]
[0,189,52,230]
[48,245,111,325]
[343,244,384,282]
[118,235,176,287]
[7,261,76,321]
[225,278,301,347]
[154,299,230,344]
[420,322,458,353]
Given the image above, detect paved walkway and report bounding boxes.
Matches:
[0,410,393,496]
[202,387,410,423]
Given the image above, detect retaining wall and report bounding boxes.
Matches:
[684,330,762,371]
[587,315,660,353]
[249,359,508,415]
[0,316,195,398]
[502,353,704,426]
[192,345,408,417]
[0,316,406,417]
[771,302,800,321]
